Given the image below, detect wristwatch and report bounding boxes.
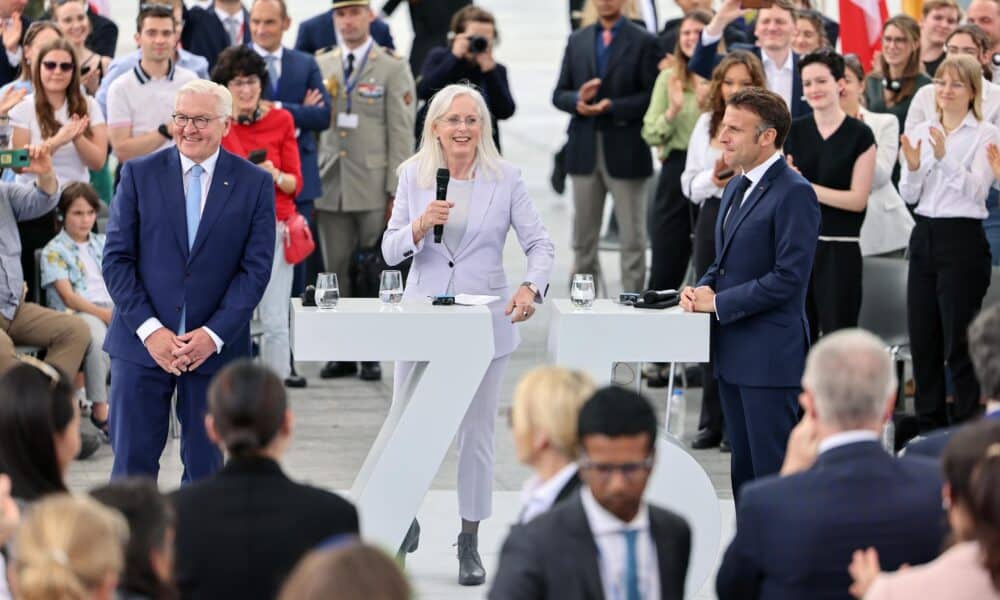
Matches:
[157,123,171,139]
[275,173,284,187]
[521,281,539,297]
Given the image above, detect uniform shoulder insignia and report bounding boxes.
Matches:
[383,47,403,60]
[316,45,339,57]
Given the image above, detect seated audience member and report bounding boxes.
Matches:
[716,329,946,599]
[850,420,1000,600]
[279,543,410,600]
[490,386,691,600]
[0,360,80,503]
[96,0,210,118]
[171,360,359,600]
[0,144,90,380]
[907,304,1000,458]
[0,21,62,97]
[9,494,127,600]
[51,0,111,96]
[415,6,515,151]
[91,478,177,600]
[511,366,595,523]
[792,9,829,56]
[41,182,112,439]
[213,45,302,386]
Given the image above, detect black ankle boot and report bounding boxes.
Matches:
[457,532,485,586]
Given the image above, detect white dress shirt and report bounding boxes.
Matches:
[681,112,725,206]
[136,148,224,352]
[518,462,578,524]
[817,430,880,454]
[905,77,1000,132]
[699,30,794,109]
[898,113,998,219]
[580,486,661,600]
[339,36,374,80]
[214,5,244,43]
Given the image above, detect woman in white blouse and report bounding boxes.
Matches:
[899,54,995,432]
[680,50,765,451]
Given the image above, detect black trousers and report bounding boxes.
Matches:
[647,151,693,290]
[806,240,862,342]
[908,217,991,430]
[694,196,723,435]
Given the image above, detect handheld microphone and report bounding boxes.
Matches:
[642,289,679,304]
[434,168,449,244]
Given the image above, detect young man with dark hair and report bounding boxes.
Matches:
[681,87,820,502]
[491,386,691,600]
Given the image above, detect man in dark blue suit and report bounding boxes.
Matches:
[103,80,275,482]
[182,0,253,71]
[681,87,819,501]
[248,0,332,306]
[294,3,394,55]
[688,0,811,119]
[716,329,946,600]
[906,303,1000,458]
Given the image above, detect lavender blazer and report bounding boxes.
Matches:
[382,160,555,358]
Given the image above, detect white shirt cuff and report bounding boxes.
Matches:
[137,317,164,343]
[274,101,282,110]
[203,326,224,353]
[701,29,723,46]
[713,296,720,321]
[5,46,21,67]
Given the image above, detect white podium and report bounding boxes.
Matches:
[291,298,494,552]
[547,299,720,598]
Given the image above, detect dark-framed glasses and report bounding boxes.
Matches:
[578,455,654,482]
[171,113,222,129]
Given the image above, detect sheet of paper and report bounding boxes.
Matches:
[454,294,501,306]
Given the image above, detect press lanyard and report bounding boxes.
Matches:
[343,45,372,114]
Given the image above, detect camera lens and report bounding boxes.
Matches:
[468,35,488,54]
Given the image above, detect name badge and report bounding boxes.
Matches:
[337,112,359,129]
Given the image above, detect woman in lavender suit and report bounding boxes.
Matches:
[382,83,554,586]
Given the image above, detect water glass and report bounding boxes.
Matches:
[571,273,596,309]
[315,272,339,310]
[379,270,403,304]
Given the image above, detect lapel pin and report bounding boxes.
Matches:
[224,181,229,186]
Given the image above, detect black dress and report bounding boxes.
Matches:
[784,114,875,341]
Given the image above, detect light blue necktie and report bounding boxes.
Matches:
[180,164,203,334]
[264,54,279,94]
[623,529,641,600]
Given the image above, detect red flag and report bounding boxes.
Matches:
[838,0,889,71]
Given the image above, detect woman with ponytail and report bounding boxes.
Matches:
[849,419,1000,599]
[9,493,127,600]
[170,360,358,600]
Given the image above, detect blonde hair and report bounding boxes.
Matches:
[511,367,595,459]
[175,79,233,118]
[12,494,129,600]
[935,54,984,121]
[581,0,639,28]
[398,83,503,188]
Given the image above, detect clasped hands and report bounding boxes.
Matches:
[145,327,216,375]
[576,78,610,117]
[679,285,716,313]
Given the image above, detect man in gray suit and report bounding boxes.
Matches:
[490,386,691,600]
[315,0,414,381]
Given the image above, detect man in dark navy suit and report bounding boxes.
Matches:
[681,87,819,501]
[182,0,253,71]
[716,329,946,600]
[688,0,811,118]
[294,1,395,55]
[906,303,1000,458]
[103,80,275,483]
[248,0,332,328]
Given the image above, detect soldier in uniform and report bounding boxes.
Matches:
[315,0,415,382]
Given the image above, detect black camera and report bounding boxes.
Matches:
[468,35,489,54]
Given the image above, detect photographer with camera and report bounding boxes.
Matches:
[415,6,515,152]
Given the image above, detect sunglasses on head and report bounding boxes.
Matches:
[41,60,74,72]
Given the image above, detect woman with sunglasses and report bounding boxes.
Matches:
[211,46,302,387]
[9,38,107,297]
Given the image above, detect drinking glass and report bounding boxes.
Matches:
[571,273,596,309]
[379,270,403,304]
[315,272,339,310]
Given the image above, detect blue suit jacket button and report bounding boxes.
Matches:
[719,268,726,276]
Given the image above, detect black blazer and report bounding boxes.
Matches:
[180,4,253,71]
[491,494,691,600]
[171,457,359,600]
[716,441,946,600]
[552,20,659,179]
[906,410,1000,459]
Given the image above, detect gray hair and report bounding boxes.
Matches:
[398,83,502,188]
[175,79,232,118]
[969,304,1000,401]
[802,329,897,429]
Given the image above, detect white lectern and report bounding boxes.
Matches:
[291,299,494,552]
[547,299,719,598]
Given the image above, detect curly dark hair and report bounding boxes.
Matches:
[798,48,846,81]
[211,45,269,91]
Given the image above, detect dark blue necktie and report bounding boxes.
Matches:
[724,175,752,236]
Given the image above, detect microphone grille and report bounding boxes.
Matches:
[436,167,450,179]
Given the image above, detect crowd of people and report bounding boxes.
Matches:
[0,0,996,597]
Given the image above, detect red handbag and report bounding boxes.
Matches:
[283,212,315,265]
